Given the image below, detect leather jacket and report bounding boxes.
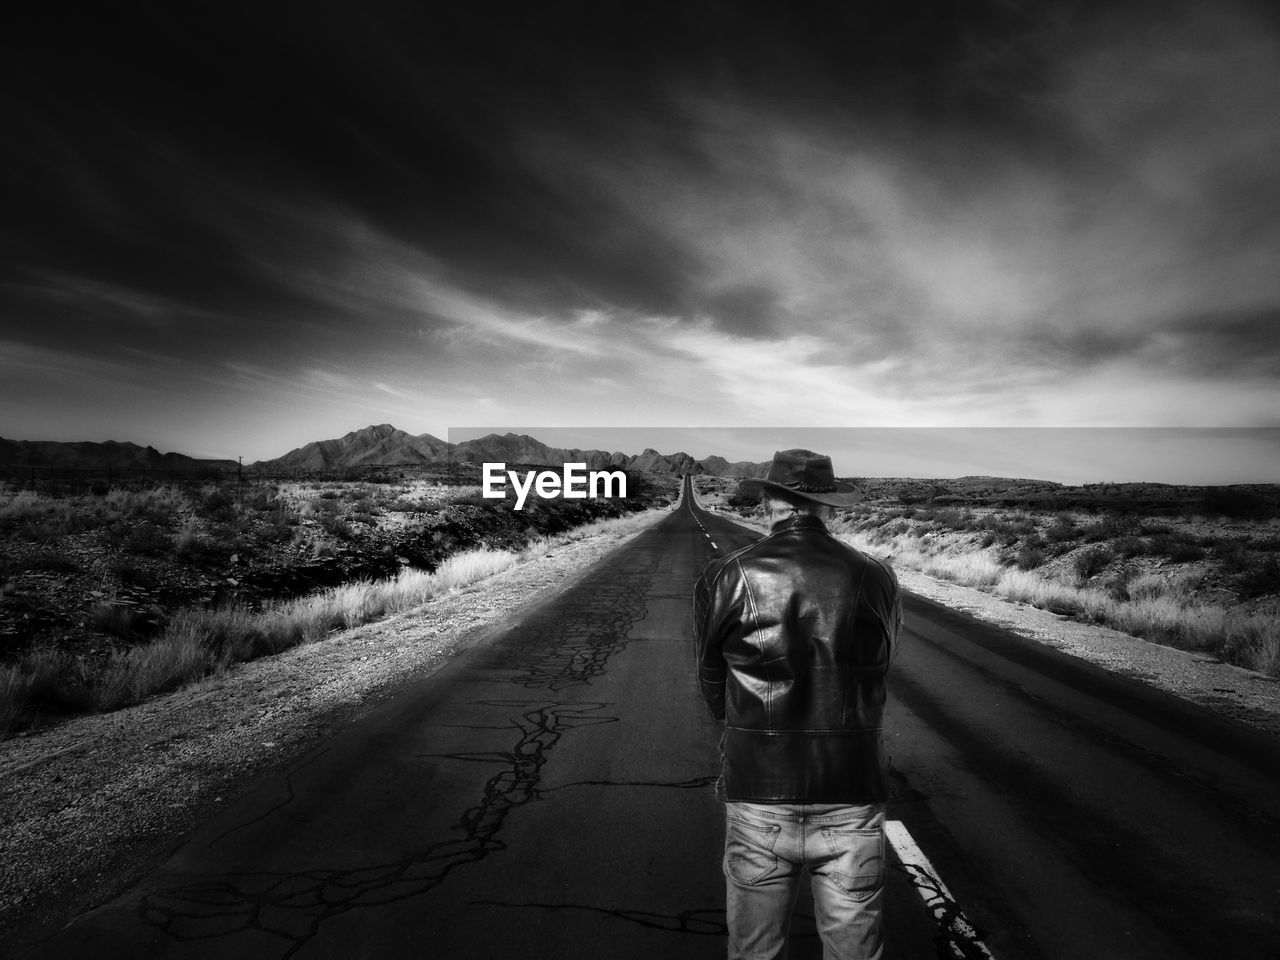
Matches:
[693,514,903,802]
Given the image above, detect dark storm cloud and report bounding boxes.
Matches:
[0,0,1063,325]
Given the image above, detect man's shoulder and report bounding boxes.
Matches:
[698,539,758,585]
[836,538,899,588]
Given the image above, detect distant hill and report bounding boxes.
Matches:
[0,438,237,472]
[252,424,449,471]
[450,433,624,471]
[251,427,772,477]
[698,455,769,478]
[452,433,762,477]
[0,425,762,479]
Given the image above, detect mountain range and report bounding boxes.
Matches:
[0,425,769,478]
[0,438,238,473]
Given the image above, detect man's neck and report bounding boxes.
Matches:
[770,512,828,532]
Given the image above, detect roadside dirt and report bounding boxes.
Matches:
[892,565,1280,737]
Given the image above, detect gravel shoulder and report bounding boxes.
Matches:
[893,565,1280,737]
[4,507,1279,952]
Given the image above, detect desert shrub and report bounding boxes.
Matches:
[1148,532,1205,562]
[1015,540,1048,570]
[1112,536,1148,558]
[996,569,1086,616]
[351,496,381,516]
[919,551,1003,587]
[196,487,237,522]
[305,497,341,519]
[318,514,354,539]
[89,599,144,639]
[269,506,301,527]
[1105,569,1135,601]
[102,486,185,522]
[255,518,296,544]
[1073,545,1113,580]
[173,520,205,560]
[1216,544,1251,575]
[1238,557,1280,598]
[92,626,212,710]
[1127,573,1170,603]
[1,646,95,728]
[1045,516,1078,542]
[1226,618,1280,675]
[183,604,265,662]
[1169,568,1205,595]
[240,488,282,513]
[929,507,967,529]
[1080,515,1141,542]
[982,514,1037,546]
[0,492,74,540]
[310,537,340,558]
[0,491,70,528]
[0,665,26,737]
[319,489,341,500]
[1200,488,1274,520]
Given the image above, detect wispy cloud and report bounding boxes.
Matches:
[500,2,1280,428]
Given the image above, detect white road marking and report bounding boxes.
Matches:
[886,820,996,960]
[709,541,718,549]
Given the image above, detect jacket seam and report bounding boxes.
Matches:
[734,557,771,721]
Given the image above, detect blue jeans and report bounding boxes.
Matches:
[723,801,886,960]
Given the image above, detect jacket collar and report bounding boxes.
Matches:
[769,513,830,535]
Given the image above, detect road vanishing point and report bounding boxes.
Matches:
[14,476,1280,959]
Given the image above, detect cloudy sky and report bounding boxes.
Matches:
[3,1,1279,481]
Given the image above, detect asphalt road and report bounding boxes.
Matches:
[15,478,1280,959]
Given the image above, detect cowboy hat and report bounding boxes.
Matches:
[737,448,862,506]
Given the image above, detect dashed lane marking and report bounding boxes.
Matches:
[886,820,997,960]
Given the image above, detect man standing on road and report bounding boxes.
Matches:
[693,449,903,960]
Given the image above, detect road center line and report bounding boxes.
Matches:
[886,820,996,960]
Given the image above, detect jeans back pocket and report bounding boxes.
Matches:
[725,813,783,885]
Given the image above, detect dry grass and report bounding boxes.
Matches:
[0,491,73,530]
[838,529,1280,677]
[101,485,186,521]
[92,628,210,710]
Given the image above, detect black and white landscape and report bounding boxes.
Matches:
[3,3,1280,958]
